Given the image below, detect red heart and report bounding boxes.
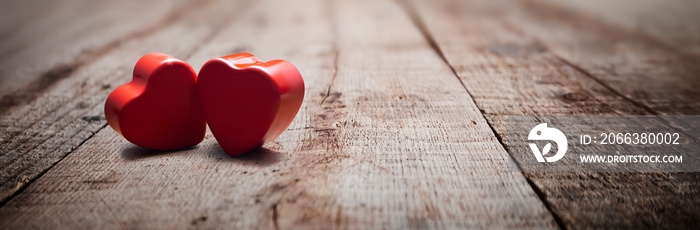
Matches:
[105,53,206,150]
[197,53,305,156]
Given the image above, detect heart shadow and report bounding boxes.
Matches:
[119,142,283,167]
[120,144,198,160]
[208,145,283,167]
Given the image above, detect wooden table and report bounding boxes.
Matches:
[1,0,699,229]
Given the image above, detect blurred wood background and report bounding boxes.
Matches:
[0,0,699,229]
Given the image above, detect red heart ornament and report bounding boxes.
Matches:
[197,53,305,156]
[105,53,206,150]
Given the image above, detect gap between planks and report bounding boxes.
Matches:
[406,0,700,228]
[0,0,211,115]
[0,0,560,228]
[0,0,253,206]
[395,0,568,229]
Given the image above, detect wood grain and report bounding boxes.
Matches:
[0,0,559,228]
[1,0,697,228]
[539,0,700,55]
[407,0,700,228]
[0,0,188,100]
[516,0,700,115]
[0,0,246,204]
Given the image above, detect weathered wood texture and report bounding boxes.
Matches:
[407,0,700,228]
[0,0,195,201]
[0,0,698,229]
[0,0,559,228]
[540,0,700,55]
[0,0,189,100]
[0,0,243,204]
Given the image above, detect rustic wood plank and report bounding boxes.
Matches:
[516,0,700,115]
[0,0,558,228]
[407,0,700,228]
[537,0,700,55]
[0,0,187,104]
[0,0,247,204]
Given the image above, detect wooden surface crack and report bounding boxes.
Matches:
[271,203,280,230]
[319,50,339,106]
[320,0,340,106]
[0,123,106,207]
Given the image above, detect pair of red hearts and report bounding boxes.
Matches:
[104,53,304,156]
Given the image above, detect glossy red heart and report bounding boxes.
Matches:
[197,53,305,156]
[105,53,206,150]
